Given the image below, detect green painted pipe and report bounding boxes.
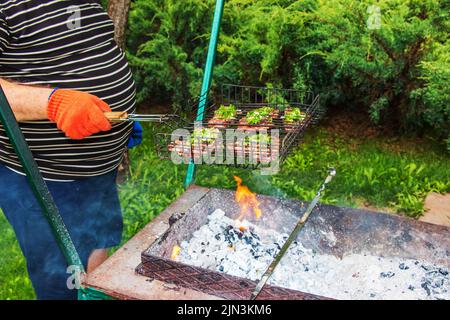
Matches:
[0,86,84,272]
[184,0,225,188]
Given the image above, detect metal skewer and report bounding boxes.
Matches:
[104,112,178,123]
[250,167,337,300]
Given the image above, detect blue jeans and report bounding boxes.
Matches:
[0,164,123,300]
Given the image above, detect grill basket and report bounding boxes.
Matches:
[154,84,323,169]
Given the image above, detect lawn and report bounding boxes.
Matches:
[1,124,449,299]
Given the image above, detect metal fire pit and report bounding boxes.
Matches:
[136,188,449,300]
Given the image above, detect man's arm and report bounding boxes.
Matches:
[0,78,51,121]
[0,78,112,140]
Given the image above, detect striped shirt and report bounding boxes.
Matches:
[0,0,136,181]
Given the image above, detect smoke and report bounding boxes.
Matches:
[250,170,287,199]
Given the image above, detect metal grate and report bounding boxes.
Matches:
[136,256,325,300]
[154,84,323,169]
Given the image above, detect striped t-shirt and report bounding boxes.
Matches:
[0,0,136,181]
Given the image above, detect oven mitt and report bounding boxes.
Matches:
[127,121,143,149]
[47,89,112,140]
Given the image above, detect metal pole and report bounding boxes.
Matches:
[0,85,84,271]
[184,0,225,188]
[250,168,337,300]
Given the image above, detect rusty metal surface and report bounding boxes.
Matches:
[84,186,449,300]
[137,188,450,300]
[300,204,450,267]
[136,256,325,300]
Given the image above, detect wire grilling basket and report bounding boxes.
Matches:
[154,84,323,169]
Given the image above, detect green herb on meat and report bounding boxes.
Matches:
[191,128,220,144]
[213,104,237,121]
[246,107,276,125]
[285,108,306,123]
[257,107,276,117]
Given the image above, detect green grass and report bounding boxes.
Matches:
[1,125,449,299]
[0,213,34,300]
[207,135,448,213]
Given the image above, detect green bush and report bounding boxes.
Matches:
[311,0,449,139]
[411,40,450,149]
[127,0,212,110]
[126,0,449,148]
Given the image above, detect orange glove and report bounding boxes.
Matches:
[47,89,112,140]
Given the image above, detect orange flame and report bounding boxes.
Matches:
[233,176,262,231]
[171,245,181,260]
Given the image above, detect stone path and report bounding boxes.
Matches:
[420,193,450,228]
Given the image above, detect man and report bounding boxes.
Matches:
[0,0,136,299]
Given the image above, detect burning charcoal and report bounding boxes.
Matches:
[177,208,450,300]
[380,271,395,278]
[250,230,260,241]
[426,277,444,289]
[243,236,254,245]
[421,265,430,271]
[426,270,439,276]
[422,282,431,296]
[439,268,449,276]
[399,263,409,270]
[224,232,232,240]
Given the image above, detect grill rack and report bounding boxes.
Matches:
[154,84,323,169]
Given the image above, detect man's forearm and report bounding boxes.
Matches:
[0,78,52,121]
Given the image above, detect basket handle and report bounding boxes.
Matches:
[104,112,128,122]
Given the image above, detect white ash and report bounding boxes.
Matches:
[178,209,449,300]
